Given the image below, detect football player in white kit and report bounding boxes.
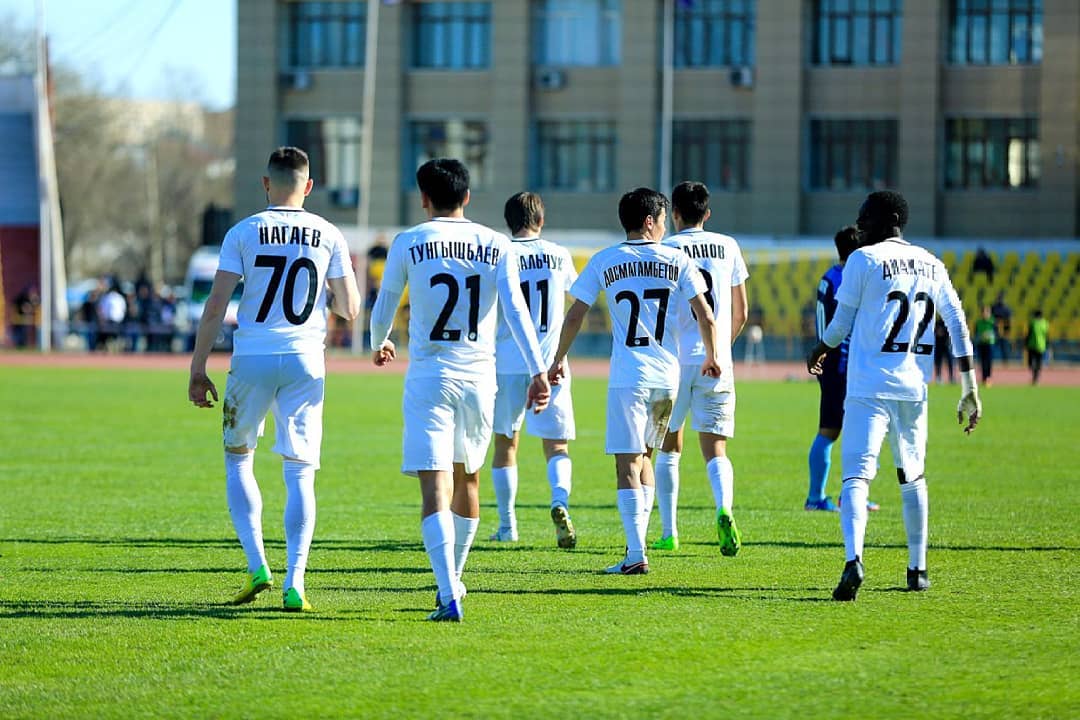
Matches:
[369,159,549,622]
[808,190,982,601]
[652,181,749,556]
[489,192,580,548]
[188,147,361,612]
[549,188,721,575]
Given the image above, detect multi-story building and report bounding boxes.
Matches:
[235,0,1079,238]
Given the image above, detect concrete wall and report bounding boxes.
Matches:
[235,0,1080,238]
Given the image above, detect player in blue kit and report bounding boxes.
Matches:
[805,226,879,513]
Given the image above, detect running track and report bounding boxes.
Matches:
[1,351,1076,387]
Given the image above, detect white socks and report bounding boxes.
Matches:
[639,483,655,542]
[452,512,480,583]
[548,455,572,509]
[225,451,267,574]
[282,460,316,594]
[707,456,734,513]
[654,450,681,537]
[421,510,457,606]
[900,477,929,570]
[840,478,870,562]
[491,466,518,532]
[617,488,646,564]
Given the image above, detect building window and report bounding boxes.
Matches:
[672,120,751,190]
[286,2,367,68]
[812,0,902,66]
[534,120,616,192]
[809,119,897,190]
[408,120,491,189]
[533,0,620,67]
[945,118,1039,189]
[674,0,755,68]
[412,2,491,69]
[285,117,362,206]
[948,0,1042,65]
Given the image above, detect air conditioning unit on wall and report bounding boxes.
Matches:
[279,70,313,91]
[535,69,567,91]
[729,66,753,88]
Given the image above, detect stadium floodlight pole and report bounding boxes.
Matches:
[357,0,380,232]
[34,0,52,351]
[658,0,674,195]
[353,0,380,354]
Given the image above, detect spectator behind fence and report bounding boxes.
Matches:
[974,305,996,386]
[96,281,127,351]
[1026,310,1049,385]
[991,291,1012,362]
[10,284,40,348]
[933,316,955,384]
[972,247,995,283]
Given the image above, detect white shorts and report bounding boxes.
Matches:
[668,364,736,438]
[223,353,325,467]
[606,386,676,455]
[402,375,496,476]
[493,372,576,441]
[840,396,928,483]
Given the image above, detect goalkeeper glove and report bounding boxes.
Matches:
[957,369,981,434]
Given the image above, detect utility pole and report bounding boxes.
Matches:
[146,142,164,287]
[353,0,381,353]
[658,0,674,195]
[357,0,380,231]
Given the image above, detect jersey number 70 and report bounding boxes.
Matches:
[254,254,318,325]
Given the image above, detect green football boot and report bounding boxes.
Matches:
[716,508,741,557]
[229,564,272,605]
[649,535,680,551]
[283,587,313,613]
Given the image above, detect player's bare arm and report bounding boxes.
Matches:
[809,300,856,375]
[374,339,396,367]
[689,293,722,378]
[730,282,748,342]
[525,373,551,413]
[368,285,403,366]
[327,273,362,320]
[549,299,589,385]
[806,340,832,375]
[188,270,241,408]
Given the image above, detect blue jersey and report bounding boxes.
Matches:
[816,263,849,376]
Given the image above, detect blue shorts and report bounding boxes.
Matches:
[817,370,846,431]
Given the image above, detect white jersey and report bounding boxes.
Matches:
[571,241,706,390]
[837,238,967,401]
[495,237,578,375]
[218,205,352,356]
[664,228,749,390]
[380,217,545,381]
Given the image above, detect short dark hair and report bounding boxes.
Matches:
[267,146,309,186]
[416,158,470,211]
[618,187,669,233]
[834,225,860,262]
[671,181,709,226]
[863,190,909,230]
[504,192,544,235]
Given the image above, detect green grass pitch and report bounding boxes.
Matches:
[0,365,1077,719]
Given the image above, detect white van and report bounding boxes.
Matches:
[178,245,243,351]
